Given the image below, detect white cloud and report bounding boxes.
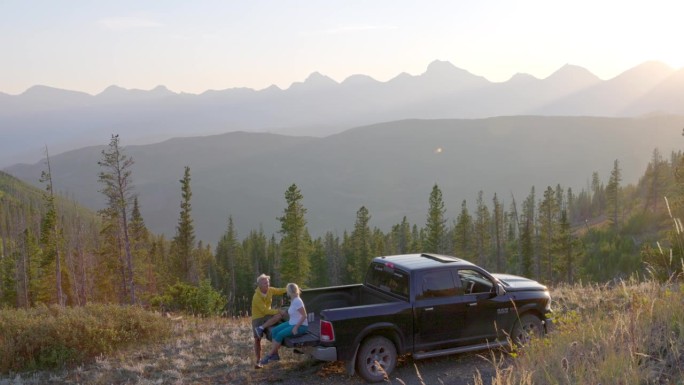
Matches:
[98,16,163,31]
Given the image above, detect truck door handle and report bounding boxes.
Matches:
[424,307,434,311]
[468,302,478,307]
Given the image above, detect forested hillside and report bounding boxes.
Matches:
[7,115,684,245]
[1,135,683,314]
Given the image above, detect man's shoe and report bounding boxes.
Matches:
[254,326,264,338]
[269,353,280,361]
[254,363,263,369]
[258,355,270,366]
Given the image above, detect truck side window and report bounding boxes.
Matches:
[457,269,494,294]
[418,270,461,299]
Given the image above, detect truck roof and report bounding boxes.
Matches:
[372,253,478,271]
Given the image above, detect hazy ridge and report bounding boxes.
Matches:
[5,115,684,244]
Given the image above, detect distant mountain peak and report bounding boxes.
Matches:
[545,64,599,85]
[148,85,176,96]
[425,59,458,72]
[288,71,338,90]
[508,72,539,83]
[341,74,379,86]
[304,71,337,84]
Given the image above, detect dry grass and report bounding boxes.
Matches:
[0,315,331,385]
[2,279,682,385]
[474,279,684,385]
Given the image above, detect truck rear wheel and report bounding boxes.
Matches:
[356,336,397,383]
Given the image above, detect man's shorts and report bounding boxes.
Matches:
[252,315,275,338]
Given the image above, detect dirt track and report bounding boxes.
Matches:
[244,350,501,385]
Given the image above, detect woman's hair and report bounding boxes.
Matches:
[286,283,301,296]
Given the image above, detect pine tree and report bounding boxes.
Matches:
[278,184,311,284]
[492,193,504,272]
[606,159,622,230]
[425,184,446,253]
[323,231,343,285]
[390,216,412,255]
[645,149,664,212]
[520,187,536,278]
[538,186,559,281]
[348,206,372,282]
[243,227,268,278]
[308,238,328,287]
[215,216,240,307]
[129,197,154,295]
[98,134,136,304]
[172,166,197,283]
[39,147,64,306]
[474,191,491,268]
[555,209,582,283]
[453,200,473,259]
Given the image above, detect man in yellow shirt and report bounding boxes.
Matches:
[252,273,287,368]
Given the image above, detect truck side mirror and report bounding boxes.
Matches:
[495,283,505,296]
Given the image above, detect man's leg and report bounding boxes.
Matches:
[261,311,283,329]
[254,336,262,367]
[252,316,269,367]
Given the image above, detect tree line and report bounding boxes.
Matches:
[1,136,683,316]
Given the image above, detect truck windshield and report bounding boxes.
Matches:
[366,262,410,299]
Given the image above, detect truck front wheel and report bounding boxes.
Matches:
[512,313,543,346]
[356,336,397,383]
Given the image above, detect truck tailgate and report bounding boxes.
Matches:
[283,318,320,348]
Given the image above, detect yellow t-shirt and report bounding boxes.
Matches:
[251,286,287,319]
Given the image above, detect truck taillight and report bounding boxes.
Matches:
[320,320,335,342]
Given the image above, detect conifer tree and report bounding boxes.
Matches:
[215,216,239,305]
[243,227,268,278]
[277,184,311,284]
[538,186,559,280]
[98,134,136,304]
[474,191,491,268]
[388,217,411,255]
[492,193,504,272]
[520,187,536,278]
[645,149,664,212]
[453,200,473,259]
[348,206,372,282]
[606,159,622,230]
[555,209,582,283]
[425,184,446,253]
[39,147,64,306]
[324,231,343,285]
[172,166,197,283]
[410,224,422,253]
[591,171,604,215]
[308,238,328,287]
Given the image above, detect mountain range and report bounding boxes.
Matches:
[1,60,683,168]
[5,115,684,245]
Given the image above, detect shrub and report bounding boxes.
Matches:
[150,279,226,317]
[0,304,171,373]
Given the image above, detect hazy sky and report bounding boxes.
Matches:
[2,0,682,95]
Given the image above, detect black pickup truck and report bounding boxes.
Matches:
[283,253,553,382]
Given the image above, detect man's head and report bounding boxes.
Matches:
[256,274,270,293]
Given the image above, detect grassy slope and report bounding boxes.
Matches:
[1,279,682,385]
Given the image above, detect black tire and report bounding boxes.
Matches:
[356,336,397,383]
[511,313,543,346]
